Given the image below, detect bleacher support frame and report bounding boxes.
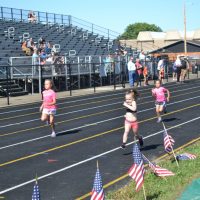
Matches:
[0,6,120,40]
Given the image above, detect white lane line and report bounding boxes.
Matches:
[0,102,121,128]
[0,95,199,150]
[0,116,122,150]
[0,116,199,195]
[0,80,197,115]
[1,85,200,128]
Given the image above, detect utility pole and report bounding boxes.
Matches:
[184,1,187,54]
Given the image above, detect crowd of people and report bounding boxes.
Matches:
[173,55,189,83]
[127,57,149,88]
[21,37,63,65]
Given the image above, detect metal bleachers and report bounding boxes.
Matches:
[0,7,123,59]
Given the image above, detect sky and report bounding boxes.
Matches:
[0,0,199,34]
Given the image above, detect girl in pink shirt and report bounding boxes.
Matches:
[152,80,170,123]
[40,79,57,137]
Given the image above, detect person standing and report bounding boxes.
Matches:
[180,57,189,83]
[175,55,182,83]
[157,58,164,79]
[135,59,143,87]
[127,57,136,87]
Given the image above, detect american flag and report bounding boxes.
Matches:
[163,129,175,153]
[142,155,174,177]
[91,166,104,200]
[176,153,197,160]
[148,162,175,177]
[32,179,40,200]
[128,143,145,191]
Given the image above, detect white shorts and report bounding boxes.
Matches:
[42,108,56,115]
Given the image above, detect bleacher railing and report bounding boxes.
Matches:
[0,6,120,39]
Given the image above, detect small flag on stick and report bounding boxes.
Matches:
[91,161,105,200]
[142,155,175,177]
[176,153,197,160]
[162,122,179,167]
[32,174,40,200]
[128,143,145,192]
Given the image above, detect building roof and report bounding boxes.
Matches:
[150,40,200,54]
[136,30,200,41]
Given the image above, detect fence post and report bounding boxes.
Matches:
[38,11,40,22]
[20,9,22,21]
[54,13,56,24]
[46,12,48,24]
[166,62,169,82]
[6,66,10,105]
[153,59,156,84]
[38,63,42,94]
[68,15,71,26]
[121,60,126,88]
[1,7,3,19]
[11,8,13,21]
[92,23,94,33]
[93,63,96,93]
[68,63,72,96]
[61,14,63,24]
[113,62,116,90]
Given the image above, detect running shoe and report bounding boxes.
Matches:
[138,136,144,147]
[121,143,126,149]
[51,131,56,138]
[157,117,162,123]
[163,103,167,114]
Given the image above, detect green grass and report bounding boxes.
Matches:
[106,141,200,200]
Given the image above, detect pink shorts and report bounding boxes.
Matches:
[125,119,138,129]
[42,108,56,115]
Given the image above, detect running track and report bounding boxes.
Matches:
[0,79,200,200]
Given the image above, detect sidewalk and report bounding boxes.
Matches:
[0,75,199,107]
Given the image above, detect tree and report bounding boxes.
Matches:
[119,22,162,40]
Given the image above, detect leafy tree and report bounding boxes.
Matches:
[120,22,162,40]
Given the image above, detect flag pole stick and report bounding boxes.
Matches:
[142,185,147,200]
[97,160,99,169]
[162,122,179,167]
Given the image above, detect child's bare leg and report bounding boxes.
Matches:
[132,126,143,146]
[123,123,131,144]
[41,113,48,122]
[49,115,55,132]
[156,105,162,122]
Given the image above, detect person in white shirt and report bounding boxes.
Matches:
[139,51,145,61]
[127,57,136,87]
[157,59,164,77]
[175,55,182,83]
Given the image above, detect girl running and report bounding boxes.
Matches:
[121,89,143,149]
[40,79,57,137]
[152,80,170,123]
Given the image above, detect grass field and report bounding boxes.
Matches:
[107,140,200,200]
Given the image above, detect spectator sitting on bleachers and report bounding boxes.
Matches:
[27,38,35,53]
[38,43,45,53]
[40,49,47,60]
[28,10,37,23]
[32,49,39,64]
[46,53,55,64]
[39,36,45,45]
[21,41,31,56]
[44,42,52,55]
